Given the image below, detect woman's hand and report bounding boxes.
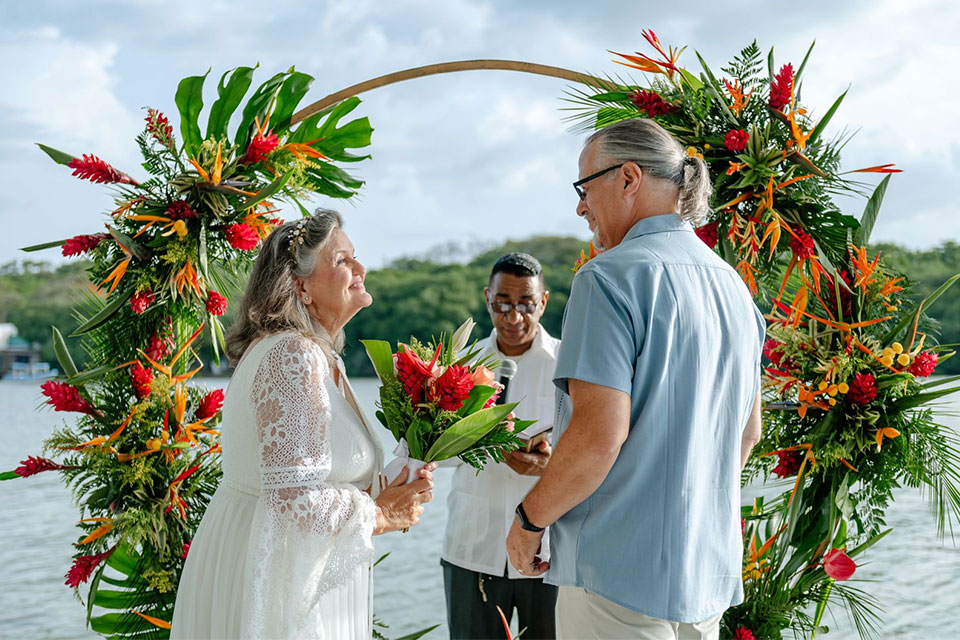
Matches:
[373,463,437,535]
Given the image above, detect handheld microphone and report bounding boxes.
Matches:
[496,359,517,405]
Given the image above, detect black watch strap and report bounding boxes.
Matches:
[515,502,545,532]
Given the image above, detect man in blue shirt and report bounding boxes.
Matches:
[506,118,765,639]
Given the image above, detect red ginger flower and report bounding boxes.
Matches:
[130,361,154,400]
[848,373,878,405]
[772,449,804,478]
[195,389,225,421]
[724,129,749,152]
[145,108,175,148]
[166,200,197,220]
[733,628,756,640]
[146,328,173,361]
[15,456,71,477]
[628,89,678,116]
[62,233,108,257]
[790,228,816,260]
[40,380,99,416]
[225,223,260,251]
[206,290,227,316]
[763,339,783,366]
[823,548,857,580]
[909,351,939,378]
[130,289,155,314]
[428,365,475,412]
[394,348,438,406]
[65,547,114,588]
[769,63,794,111]
[694,221,719,249]
[240,129,280,164]
[67,154,137,185]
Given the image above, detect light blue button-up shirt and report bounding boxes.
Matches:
[547,213,765,623]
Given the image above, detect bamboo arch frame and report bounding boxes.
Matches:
[290,59,612,125]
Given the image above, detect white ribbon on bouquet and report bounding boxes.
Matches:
[382,439,427,486]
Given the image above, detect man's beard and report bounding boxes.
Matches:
[592,229,605,252]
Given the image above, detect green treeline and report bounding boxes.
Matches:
[2,239,959,377]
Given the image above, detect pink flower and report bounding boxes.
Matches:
[195,389,225,421]
[471,365,496,388]
[181,541,192,559]
[62,233,107,257]
[40,381,99,416]
[428,365,475,412]
[67,154,137,185]
[206,290,227,316]
[130,289,155,314]
[733,628,756,640]
[823,548,856,580]
[694,221,719,249]
[240,129,280,164]
[65,548,114,588]
[225,223,260,251]
[909,351,938,378]
[724,129,749,152]
[15,456,71,477]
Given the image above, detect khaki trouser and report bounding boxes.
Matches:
[556,587,722,640]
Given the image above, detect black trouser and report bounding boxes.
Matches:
[441,558,559,640]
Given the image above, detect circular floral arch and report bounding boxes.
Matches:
[7,33,960,640]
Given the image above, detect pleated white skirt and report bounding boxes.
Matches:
[171,482,371,640]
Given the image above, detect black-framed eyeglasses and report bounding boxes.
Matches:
[573,163,624,200]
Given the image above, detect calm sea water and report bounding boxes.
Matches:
[1,378,958,639]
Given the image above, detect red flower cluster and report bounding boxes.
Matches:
[130,289,155,314]
[763,338,783,366]
[166,200,197,220]
[67,154,136,185]
[694,221,719,249]
[62,233,107,257]
[65,548,114,588]
[428,365,475,412]
[240,129,280,164]
[789,228,816,260]
[628,89,678,116]
[848,373,877,405]
[909,351,939,378]
[394,348,438,405]
[823,270,854,319]
[195,389,225,421]
[145,108,175,148]
[772,449,804,478]
[733,628,756,640]
[823,548,856,580]
[206,290,228,316]
[769,63,794,111]
[182,541,192,559]
[130,361,154,400]
[146,328,173,361]
[225,223,260,250]
[40,381,99,416]
[15,456,70,478]
[724,128,749,152]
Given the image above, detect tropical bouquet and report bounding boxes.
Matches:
[362,318,532,482]
[568,30,960,639]
[2,65,373,636]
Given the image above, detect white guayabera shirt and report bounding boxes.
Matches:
[441,326,560,579]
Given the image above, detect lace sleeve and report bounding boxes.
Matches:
[241,334,377,639]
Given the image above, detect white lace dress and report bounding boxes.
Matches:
[171,332,384,639]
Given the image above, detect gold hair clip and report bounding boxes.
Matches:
[289,218,308,261]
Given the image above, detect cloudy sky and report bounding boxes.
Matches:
[1,0,958,268]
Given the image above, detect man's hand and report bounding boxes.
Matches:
[506,518,549,576]
[503,439,552,476]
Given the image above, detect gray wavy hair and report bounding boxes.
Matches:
[225,208,346,365]
[585,118,712,225]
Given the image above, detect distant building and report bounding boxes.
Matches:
[0,323,49,379]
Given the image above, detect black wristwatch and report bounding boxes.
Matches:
[515,502,545,532]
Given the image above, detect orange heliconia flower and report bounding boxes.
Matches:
[849,244,880,289]
[724,78,752,116]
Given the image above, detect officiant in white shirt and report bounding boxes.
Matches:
[441,252,561,639]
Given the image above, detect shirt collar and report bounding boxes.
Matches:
[622,212,691,242]
[488,324,552,358]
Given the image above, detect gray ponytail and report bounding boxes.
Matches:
[586,119,712,225]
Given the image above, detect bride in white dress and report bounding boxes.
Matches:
[171,210,435,639]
